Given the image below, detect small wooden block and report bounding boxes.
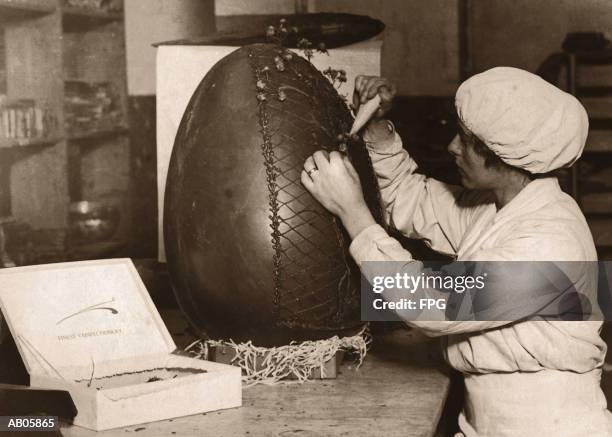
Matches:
[0,383,77,418]
[209,345,344,380]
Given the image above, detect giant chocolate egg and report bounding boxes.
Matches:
[164,44,382,346]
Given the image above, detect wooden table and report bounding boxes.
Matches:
[60,328,450,437]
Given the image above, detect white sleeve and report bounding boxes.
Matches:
[350,219,591,337]
[364,120,488,257]
[350,228,510,336]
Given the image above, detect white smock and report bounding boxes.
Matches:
[349,123,612,436]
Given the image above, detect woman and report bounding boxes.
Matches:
[302,67,612,436]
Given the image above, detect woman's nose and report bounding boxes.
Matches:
[448,134,462,157]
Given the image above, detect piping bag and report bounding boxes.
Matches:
[343,93,387,228]
[349,94,382,135]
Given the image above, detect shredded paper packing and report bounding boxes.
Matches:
[185,326,371,387]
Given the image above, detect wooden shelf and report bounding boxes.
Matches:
[597,246,612,261]
[569,49,612,66]
[67,126,128,142]
[587,218,612,247]
[585,130,612,153]
[0,135,63,149]
[0,0,131,245]
[577,86,612,97]
[585,213,612,219]
[565,51,612,232]
[0,0,55,23]
[589,118,612,130]
[62,6,121,32]
[582,192,612,215]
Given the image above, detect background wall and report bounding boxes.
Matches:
[471,0,612,74]
[215,0,461,96]
[124,0,215,96]
[215,0,297,15]
[310,0,460,96]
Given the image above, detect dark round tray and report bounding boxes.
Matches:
[156,13,385,49]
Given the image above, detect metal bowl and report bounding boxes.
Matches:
[68,201,121,242]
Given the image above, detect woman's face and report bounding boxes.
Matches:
[447,124,502,190]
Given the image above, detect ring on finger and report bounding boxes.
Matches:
[306,168,318,177]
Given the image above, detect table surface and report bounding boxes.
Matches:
[60,328,450,437]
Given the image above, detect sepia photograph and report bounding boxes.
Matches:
[1,0,612,436]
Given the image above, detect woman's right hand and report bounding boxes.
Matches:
[353,75,397,118]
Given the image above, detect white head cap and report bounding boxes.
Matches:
[455,66,589,173]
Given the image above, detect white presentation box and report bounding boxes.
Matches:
[0,259,242,431]
[156,38,383,262]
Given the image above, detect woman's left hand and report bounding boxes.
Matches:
[301,151,376,238]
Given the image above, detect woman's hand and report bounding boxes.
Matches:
[353,75,397,118]
[301,151,376,239]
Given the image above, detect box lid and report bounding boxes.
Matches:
[0,259,176,378]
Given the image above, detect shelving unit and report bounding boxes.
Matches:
[565,49,612,257]
[0,135,63,148]
[0,0,55,24]
[67,125,128,141]
[62,6,121,32]
[0,0,130,264]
